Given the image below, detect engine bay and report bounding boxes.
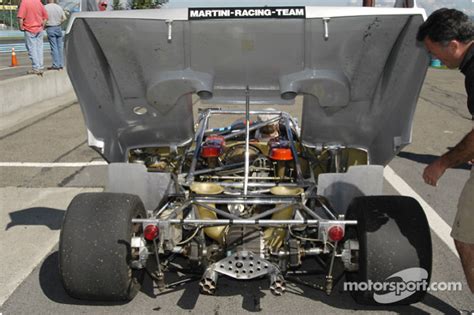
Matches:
[126,106,367,295]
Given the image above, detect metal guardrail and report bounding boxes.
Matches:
[0,30,64,38]
[0,30,24,38]
[0,42,51,53]
[0,30,63,52]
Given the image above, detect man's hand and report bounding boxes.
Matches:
[423,159,448,186]
[17,18,24,31]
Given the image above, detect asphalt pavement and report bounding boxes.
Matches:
[0,68,472,314]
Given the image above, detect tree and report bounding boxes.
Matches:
[112,0,122,10]
[130,0,167,9]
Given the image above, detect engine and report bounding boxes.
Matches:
[125,108,367,296]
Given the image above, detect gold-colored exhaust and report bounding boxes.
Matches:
[190,182,226,244]
[264,186,304,251]
[276,160,286,178]
[191,182,224,195]
[269,186,304,196]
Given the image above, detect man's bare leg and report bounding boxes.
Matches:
[454,239,474,293]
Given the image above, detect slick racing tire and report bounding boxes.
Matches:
[345,196,432,305]
[59,192,146,301]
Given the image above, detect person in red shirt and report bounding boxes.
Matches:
[98,0,107,11]
[17,0,48,75]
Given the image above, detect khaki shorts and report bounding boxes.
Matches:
[451,167,474,244]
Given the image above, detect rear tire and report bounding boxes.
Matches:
[59,192,146,301]
[345,196,432,305]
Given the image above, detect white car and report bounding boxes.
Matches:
[59,1,432,306]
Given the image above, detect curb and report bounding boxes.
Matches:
[0,69,74,116]
[0,91,77,132]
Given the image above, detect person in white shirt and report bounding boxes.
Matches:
[44,0,66,70]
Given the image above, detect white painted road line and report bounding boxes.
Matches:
[384,166,459,258]
[0,162,458,259]
[0,161,107,167]
[0,187,103,307]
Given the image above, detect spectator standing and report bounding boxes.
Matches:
[98,0,108,11]
[44,0,66,70]
[17,0,48,75]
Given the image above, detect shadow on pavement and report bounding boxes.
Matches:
[140,274,268,312]
[39,251,460,314]
[398,152,471,170]
[5,207,64,230]
[146,272,460,314]
[284,274,460,315]
[39,251,129,306]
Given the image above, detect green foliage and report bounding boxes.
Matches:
[131,0,167,9]
[0,10,18,28]
[112,0,122,10]
[0,0,21,28]
[130,0,154,10]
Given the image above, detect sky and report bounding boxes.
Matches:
[416,0,472,15]
[374,0,472,15]
[410,0,474,16]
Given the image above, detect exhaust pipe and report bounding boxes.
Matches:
[269,271,286,296]
[264,186,303,251]
[191,182,226,244]
[199,267,219,295]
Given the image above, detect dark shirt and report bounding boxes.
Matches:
[460,44,474,115]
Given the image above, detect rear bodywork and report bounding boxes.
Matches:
[66,6,428,165]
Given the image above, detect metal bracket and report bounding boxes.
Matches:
[166,19,173,42]
[341,239,359,272]
[158,220,175,250]
[323,18,330,40]
[130,236,148,269]
[214,250,273,280]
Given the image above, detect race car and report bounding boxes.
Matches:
[59,1,432,305]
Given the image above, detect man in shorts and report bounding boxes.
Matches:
[418,8,473,293]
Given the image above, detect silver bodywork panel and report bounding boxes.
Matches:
[317,165,384,214]
[65,6,428,164]
[106,163,175,210]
